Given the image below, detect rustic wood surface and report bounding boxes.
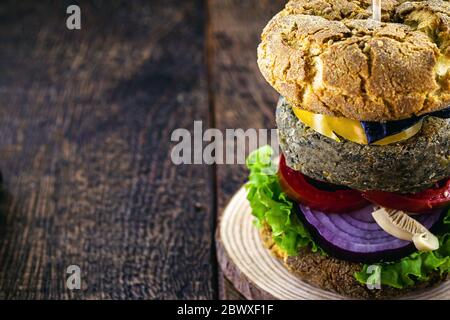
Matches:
[208,0,283,211]
[207,0,285,299]
[0,0,218,299]
[0,0,284,299]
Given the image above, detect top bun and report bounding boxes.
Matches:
[257,0,450,121]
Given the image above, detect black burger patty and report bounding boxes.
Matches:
[276,97,450,193]
[260,224,448,299]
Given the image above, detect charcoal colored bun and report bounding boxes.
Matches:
[276,97,450,193]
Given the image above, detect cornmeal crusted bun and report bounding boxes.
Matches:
[276,97,450,193]
[257,0,450,121]
[260,223,448,299]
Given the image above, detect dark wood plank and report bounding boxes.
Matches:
[208,0,285,208]
[0,0,216,299]
[207,0,286,299]
[219,276,246,300]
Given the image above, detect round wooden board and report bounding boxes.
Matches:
[216,186,450,300]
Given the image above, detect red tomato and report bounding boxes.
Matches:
[362,178,450,213]
[278,155,369,213]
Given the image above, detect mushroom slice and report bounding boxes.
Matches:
[372,207,439,252]
[412,233,439,252]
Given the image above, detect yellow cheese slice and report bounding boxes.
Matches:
[292,107,423,145]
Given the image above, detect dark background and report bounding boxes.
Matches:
[0,0,284,299]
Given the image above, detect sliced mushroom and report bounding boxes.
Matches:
[412,233,439,252]
[372,207,439,252]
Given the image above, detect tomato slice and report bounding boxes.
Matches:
[362,178,450,213]
[278,155,369,213]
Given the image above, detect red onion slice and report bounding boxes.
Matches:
[297,204,443,263]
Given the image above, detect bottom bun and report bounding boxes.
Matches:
[260,224,448,299]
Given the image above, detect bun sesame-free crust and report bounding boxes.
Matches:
[257,0,450,121]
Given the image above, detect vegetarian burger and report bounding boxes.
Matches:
[247,0,450,299]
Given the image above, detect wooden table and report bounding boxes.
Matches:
[0,0,285,299]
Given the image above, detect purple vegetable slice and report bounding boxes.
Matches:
[296,204,443,263]
[361,105,450,143]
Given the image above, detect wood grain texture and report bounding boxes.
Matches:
[218,275,245,300]
[208,0,285,209]
[218,187,450,300]
[207,0,285,299]
[0,0,216,299]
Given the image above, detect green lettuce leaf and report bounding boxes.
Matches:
[245,146,323,256]
[246,146,450,289]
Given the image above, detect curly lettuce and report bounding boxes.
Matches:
[246,146,450,289]
[245,146,322,256]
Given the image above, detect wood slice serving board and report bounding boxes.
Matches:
[216,187,450,300]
